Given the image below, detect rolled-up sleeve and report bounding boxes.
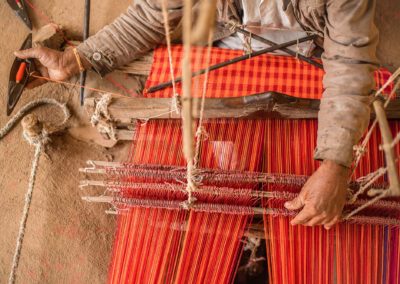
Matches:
[77,0,184,76]
[314,0,379,167]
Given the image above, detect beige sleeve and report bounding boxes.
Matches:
[77,0,185,76]
[314,0,379,167]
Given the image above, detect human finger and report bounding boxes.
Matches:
[284,196,304,211]
[290,207,315,225]
[304,215,327,226]
[14,47,45,60]
[26,62,49,89]
[323,216,340,230]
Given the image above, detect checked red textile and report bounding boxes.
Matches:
[144,45,392,99]
[107,45,398,284]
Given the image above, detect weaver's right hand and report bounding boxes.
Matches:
[14,47,85,89]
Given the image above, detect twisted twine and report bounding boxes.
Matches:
[0,98,70,284]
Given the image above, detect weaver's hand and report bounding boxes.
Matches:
[14,47,85,88]
[284,160,349,229]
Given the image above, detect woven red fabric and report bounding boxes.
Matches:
[108,46,399,284]
[145,45,393,99]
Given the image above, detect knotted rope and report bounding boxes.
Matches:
[161,0,180,114]
[0,98,70,284]
[90,93,117,140]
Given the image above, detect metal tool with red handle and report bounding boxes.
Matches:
[7,33,36,116]
[7,0,32,30]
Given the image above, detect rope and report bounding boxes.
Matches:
[161,0,180,114]
[345,191,389,220]
[0,99,70,284]
[0,98,69,139]
[90,94,117,140]
[349,167,387,203]
[193,26,214,168]
[8,142,42,284]
[392,132,400,148]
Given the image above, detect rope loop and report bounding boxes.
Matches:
[21,114,51,146]
[0,98,70,284]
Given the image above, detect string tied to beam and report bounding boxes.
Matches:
[353,144,368,159]
[90,93,117,140]
[349,167,387,203]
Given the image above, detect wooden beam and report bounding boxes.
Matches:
[85,92,400,124]
[85,92,321,123]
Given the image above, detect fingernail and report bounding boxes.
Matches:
[284,202,290,208]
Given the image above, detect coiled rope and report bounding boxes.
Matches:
[0,98,70,284]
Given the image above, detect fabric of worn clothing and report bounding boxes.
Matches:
[218,0,314,56]
[77,0,379,168]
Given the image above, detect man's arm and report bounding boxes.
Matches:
[315,0,379,167]
[14,0,186,85]
[77,0,186,76]
[285,0,379,228]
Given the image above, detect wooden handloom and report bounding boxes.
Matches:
[79,2,400,283]
[9,1,399,282]
[80,46,400,283]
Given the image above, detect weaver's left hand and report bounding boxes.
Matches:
[284,160,349,229]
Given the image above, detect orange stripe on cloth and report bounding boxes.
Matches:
[108,46,398,284]
[145,45,393,99]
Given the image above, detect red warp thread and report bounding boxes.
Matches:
[107,46,399,284]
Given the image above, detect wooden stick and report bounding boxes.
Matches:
[80,177,400,211]
[191,0,217,45]
[78,160,119,174]
[79,179,278,198]
[83,195,266,215]
[81,196,400,226]
[372,99,400,196]
[79,0,90,106]
[102,203,267,238]
[182,0,194,162]
[78,161,310,186]
[234,27,323,69]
